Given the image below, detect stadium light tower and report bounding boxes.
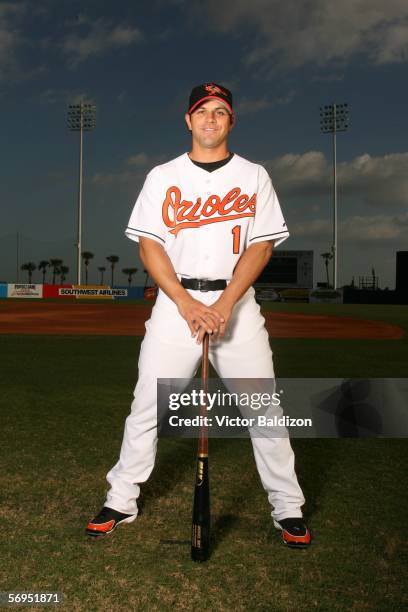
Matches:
[67,102,96,285]
[320,103,349,289]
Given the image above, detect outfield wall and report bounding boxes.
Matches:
[43,284,75,298]
[7,284,43,298]
[2,284,145,300]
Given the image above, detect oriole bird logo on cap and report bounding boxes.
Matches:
[205,84,227,96]
[188,82,233,115]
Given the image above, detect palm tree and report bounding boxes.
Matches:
[38,260,50,284]
[122,267,138,287]
[98,266,106,285]
[321,252,333,288]
[49,259,63,285]
[81,251,94,285]
[106,255,119,286]
[60,265,69,284]
[21,262,36,283]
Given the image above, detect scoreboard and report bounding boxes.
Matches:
[255,250,314,288]
[396,251,408,294]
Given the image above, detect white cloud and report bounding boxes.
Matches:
[236,89,295,115]
[109,25,141,46]
[93,152,167,187]
[0,24,20,63]
[126,152,167,168]
[265,151,408,207]
[311,73,345,83]
[189,0,408,72]
[0,3,51,82]
[62,17,143,67]
[267,151,330,193]
[291,218,332,237]
[38,88,58,105]
[236,96,270,115]
[273,89,296,105]
[92,170,140,187]
[37,88,94,106]
[373,22,408,64]
[291,212,408,243]
[338,153,408,207]
[92,145,408,216]
[342,213,408,242]
[117,90,127,103]
[0,2,26,79]
[68,91,94,105]
[126,153,150,167]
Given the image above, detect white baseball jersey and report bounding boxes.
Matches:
[125,153,289,280]
[105,151,305,521]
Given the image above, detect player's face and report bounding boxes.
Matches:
[185,100,234,150]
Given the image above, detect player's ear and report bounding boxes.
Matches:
[185,112,192,132]
[229,113,235,130]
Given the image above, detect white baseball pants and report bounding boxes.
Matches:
[105,287,305,521]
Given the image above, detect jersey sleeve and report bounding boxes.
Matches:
[125,167,166,245]
[248,166,289,247]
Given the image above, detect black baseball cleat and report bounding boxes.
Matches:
[273,517,311,548]
[86,506,137,537]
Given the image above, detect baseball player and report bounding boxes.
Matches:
[86,83,311,548]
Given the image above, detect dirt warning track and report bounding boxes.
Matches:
[0,300,403,339]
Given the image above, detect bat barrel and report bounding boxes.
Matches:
[191,455,210,562]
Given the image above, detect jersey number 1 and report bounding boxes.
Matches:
[231,225,241,254]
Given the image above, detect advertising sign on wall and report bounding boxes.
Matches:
[7,284,43,298]
[59,285,128,299]
[115,286,144,299]
[43,284,74,298]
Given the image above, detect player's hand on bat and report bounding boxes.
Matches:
[195,296,233,344]
[177,296,225,341]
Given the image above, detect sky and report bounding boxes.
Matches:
[0,0,407,288]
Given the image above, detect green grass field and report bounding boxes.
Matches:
[0,303,407,611]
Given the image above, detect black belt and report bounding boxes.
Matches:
[181,278,227,292]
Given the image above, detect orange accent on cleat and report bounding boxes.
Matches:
[282,528,311,546]
[86,519,115,534]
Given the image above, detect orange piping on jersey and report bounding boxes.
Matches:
[162,186,256,236]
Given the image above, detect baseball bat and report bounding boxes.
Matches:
[191,332,210,562]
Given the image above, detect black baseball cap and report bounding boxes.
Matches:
[188,83,233,115]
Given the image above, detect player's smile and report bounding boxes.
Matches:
[201,126,220,137]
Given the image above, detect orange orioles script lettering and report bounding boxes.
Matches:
[162,187,256,236]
